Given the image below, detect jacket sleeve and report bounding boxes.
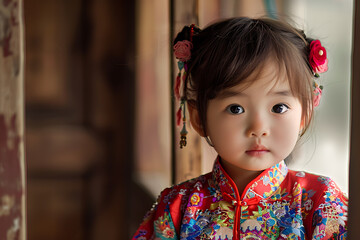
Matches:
[132,189,179,240]
[310,177,348,239]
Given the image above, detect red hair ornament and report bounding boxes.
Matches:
[173,25,196,148]
[309,40,328,107]
[309,40,328,74]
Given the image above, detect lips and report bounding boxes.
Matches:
[245,145,270,156]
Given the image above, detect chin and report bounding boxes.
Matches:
[244,159,279,171]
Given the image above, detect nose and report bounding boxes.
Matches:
[245,113,269,137]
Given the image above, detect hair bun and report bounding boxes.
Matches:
[296,30,310,45]
[173,25,201,45]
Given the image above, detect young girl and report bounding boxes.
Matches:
[133,17,348,240]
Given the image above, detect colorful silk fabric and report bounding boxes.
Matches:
[133,158,348,239]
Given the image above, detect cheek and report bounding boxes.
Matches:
[207,114,241,145]
[274,115,302,148]
[207,116,228,141]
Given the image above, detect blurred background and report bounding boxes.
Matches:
[24,0,352,239]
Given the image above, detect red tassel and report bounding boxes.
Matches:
[174,74,181,100]
[182,72,187,82]
[176,107,182,126]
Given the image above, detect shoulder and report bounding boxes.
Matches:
[155,173,213,233]
[285,169,348,212]
[286,169,344,195]
[159,172,213,205]
[132,172,213,239]
[286,169,348,218]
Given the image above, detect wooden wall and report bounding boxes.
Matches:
[25,0,136,239]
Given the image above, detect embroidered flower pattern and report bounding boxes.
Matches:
[312,194,348,239]
[189,192,204,207]
[154,212,176,239]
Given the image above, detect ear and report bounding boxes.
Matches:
[188,103,206,137]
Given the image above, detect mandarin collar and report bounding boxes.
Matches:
[212,156,288,201]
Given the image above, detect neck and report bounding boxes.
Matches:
[220,159,263,198]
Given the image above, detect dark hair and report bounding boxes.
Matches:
[174,17,315,137]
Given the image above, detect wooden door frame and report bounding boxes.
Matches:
[349,0,360,236]
[0,0,26,239]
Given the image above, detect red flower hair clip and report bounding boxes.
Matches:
[173,40,193,62]
[309,40,328,75]
[309,40,328,107]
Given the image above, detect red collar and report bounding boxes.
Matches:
[212,156,288,201]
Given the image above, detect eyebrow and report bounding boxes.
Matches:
[216,90,247,99]
[269,90,293,97]
[217,89,293,99]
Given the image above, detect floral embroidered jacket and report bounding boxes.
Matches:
[132,158,348,240]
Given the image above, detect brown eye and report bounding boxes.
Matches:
[272,104,289,114]
[226,104,244,115]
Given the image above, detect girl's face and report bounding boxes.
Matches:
[206,61,303,172]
